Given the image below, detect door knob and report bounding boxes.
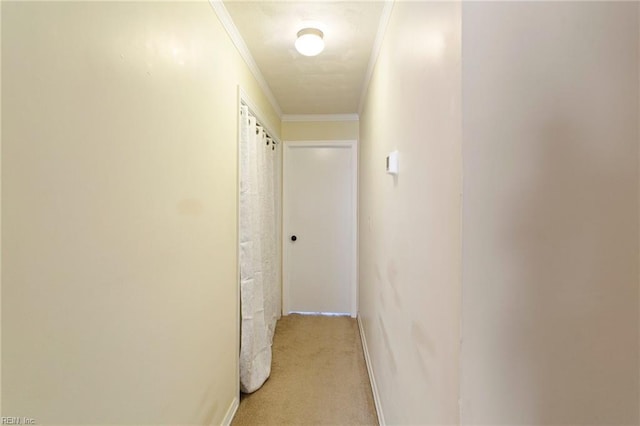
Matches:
[291,235,297,242]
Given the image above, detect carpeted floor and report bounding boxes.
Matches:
[232,314,379,425]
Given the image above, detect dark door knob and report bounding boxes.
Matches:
[291,235,297,242]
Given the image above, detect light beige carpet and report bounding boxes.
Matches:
[232,314,379,426]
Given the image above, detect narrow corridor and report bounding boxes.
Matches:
[232,315,378,425]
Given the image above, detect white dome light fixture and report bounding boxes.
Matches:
[295,28,325,57]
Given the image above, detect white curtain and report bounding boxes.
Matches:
[239,105,280,393]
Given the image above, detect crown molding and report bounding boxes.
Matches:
[358,0,395,115]
[209,0,283,118]
[281,114,359,123]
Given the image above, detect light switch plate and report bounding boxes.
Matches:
[386,150,399,175]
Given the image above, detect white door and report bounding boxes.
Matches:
[283,141,357,317]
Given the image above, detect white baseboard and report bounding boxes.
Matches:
[357,315,385,426]
[221,395,239,426]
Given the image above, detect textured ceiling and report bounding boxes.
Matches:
[223,1,385,115]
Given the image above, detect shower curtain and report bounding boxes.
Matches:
[239,105,279,393]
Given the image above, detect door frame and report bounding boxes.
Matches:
[282,140,358,318]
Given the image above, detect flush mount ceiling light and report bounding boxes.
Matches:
[295,28,325,57]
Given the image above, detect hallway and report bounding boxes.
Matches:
[3,1,640,424]
[232,315,378,425]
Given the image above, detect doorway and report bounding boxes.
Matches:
[282,140,357,317]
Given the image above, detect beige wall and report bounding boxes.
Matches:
[358,2,462,424]
[2,1,278,424]
[282,120,358,141]
[461,2,639,424]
